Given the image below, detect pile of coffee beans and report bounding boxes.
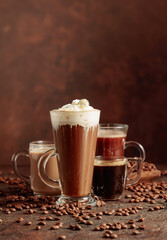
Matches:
[0,169,167,239]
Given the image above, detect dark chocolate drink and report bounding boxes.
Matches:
[93,158,127,200]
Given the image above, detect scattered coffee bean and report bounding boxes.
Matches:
[132,229,140,235]
[38,221,46,225]
[16,217,24,223]
[86,220,93,225]
[110,233,118,239]
[138,224,145,230]
[138,218,144,222]
[35,225,41,230]
[128,220,135,224]
[50,225,60,230]
[58,236,66,240]
[130,223,136,229]
[25,221,32,225]
[75,224,82,230]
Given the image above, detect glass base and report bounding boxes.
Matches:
[97,194,122,201]
[33,191,61,197]
[56,194,97,206]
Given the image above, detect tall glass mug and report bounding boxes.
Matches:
[38,99,100,205]
[96,123,146,161]
[11,141,60,196]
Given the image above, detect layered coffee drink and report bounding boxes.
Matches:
[96,128,126,157]
[93,157,127,200]
[50,99,100,202]
[30,142,60,196]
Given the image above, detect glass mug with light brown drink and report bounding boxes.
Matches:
[11,141,60,196]
[96,123,146,161]
[38,99,100,206]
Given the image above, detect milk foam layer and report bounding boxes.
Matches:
[30,147,54,154]
[95,158,126,167]
[50,99,100,128]
[98,129,126,138]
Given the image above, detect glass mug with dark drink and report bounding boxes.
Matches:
[38,99,100,206]
[96,123,145,161]
[11,141,60,196]
[93,156,142,200]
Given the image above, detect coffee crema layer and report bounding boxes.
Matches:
[98,129,126,138]
[94,158,126,167]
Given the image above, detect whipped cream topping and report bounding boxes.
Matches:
[59,99,94,111]
[50,99,100,128]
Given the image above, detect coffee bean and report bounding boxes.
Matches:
[16,217,24,223]
[138,224,145,230]
[54,217,61,221]
[130,224,136,229]
[137,206,143,210]
[94,226,101,231]
[50,225,60,230]
[0,219,2,223]
[86,220,93,225]
[90,212,96,217]
[96,212,103,216]
[132,230,140,235]
[148,207,154,211]
[42,210,49,214]
[96,200,102,207]
[115,212,122,216]
[39,217,46,220]
[58,235,66,240]
[25,221,32,225]
[110,233,118,239]
[121,224,128,229]
[35,225,41,230]
[75,224,82,230]
[96,215,102,220]
[128,220,135,224]
[106,230,113,234]
[125,194,132,198]
[38,221,46,225]
[129,210,136,214]
[46,216,53,220]
[138,218,144,222]
[104,233,110,238]
[123,212,129,216]
[154,206,160,210]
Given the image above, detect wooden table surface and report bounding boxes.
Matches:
[0,167,167,240]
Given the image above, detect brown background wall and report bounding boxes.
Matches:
[0,0,167,166]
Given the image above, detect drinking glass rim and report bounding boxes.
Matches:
[50,109,100,114]
[30,140,54,147]
[95,156,142,162]
[99,123,128,129]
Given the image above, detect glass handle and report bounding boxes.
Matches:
[124,141,146,162]
[11,151,30,181]
[38,150,60,188]
[126,157,142,186]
